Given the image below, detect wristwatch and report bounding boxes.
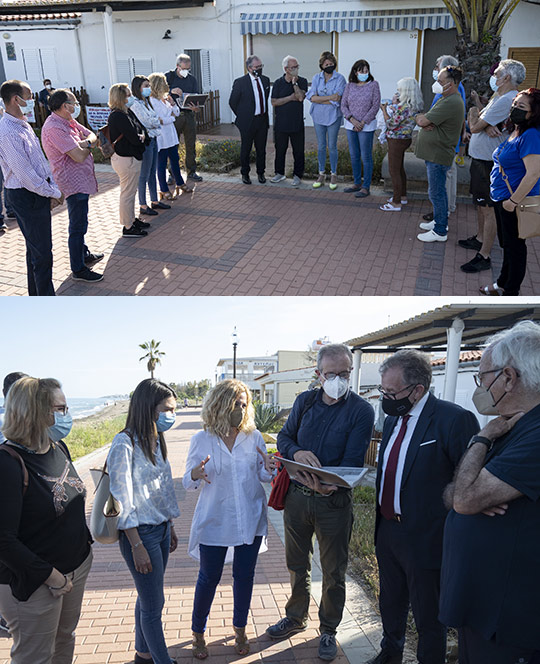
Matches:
[467,435,493,451]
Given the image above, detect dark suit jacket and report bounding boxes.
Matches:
[375,393,479,569]
[229,73,270,132]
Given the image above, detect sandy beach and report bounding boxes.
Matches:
[75,399,130,423]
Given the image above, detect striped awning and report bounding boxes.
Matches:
[240,8,454,36]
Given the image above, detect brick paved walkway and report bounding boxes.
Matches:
[0,408,382,664]
[1,167,538,296]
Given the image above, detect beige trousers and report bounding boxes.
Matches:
[0,550,93,664]
[111,153,142,229]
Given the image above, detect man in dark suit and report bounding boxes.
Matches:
[229,55,270,184]
[367,350,479,664]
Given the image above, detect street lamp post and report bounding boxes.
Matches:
[231,327,239,379]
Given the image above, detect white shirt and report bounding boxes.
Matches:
[378,391,430,514]
[149,97,180,151]
[249,73,266,116]
[108,431,180,529]
[182,428,273,561]
[130,98,162,139]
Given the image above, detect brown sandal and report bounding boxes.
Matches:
[159,190,176,202]
[176,184,194,196]
[192,632,208,660]
[233,626,249,656]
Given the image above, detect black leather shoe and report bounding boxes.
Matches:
[422,211,434,221]
[242,175,251,185]
[140,207,158,216]
[151,201,171,210]
[366,650,403,664]
[134,217,151,230]
[134,655,154,664]
[258,174,266,184]
[84,252,104,267]
[188,172,203,182]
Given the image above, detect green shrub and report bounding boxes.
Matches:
[254,402,283,433]
[177,139,255,172]
[65,415,126,461]
[302,140,387,184]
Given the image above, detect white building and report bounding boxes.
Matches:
[1,0,539,126]
[215,354,278,395]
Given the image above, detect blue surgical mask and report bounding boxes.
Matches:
[357,72,369,82]
[20,97,35,115]
[142,87,152,98]
[432,69,439,81]
[126,96,135,108]
[156,411,176,432]
[48,411,73,442]
[71,103,81,119]
[489,75,499,92]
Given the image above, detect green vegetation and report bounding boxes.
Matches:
[178,139,255,172]
[302,142,387,184]
[349,485,379,599]
[65,415,126,461]
[139,339,165,378]
[170,379,211,403]
[254,402,283,433]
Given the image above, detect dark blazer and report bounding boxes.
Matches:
[229,73,271,131]
[375,393,479,569]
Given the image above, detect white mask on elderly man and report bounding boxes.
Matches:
[432,81,445,95]
[178,69,189,78]
[322,376,349,400]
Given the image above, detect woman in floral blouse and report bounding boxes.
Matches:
[380,77,423,211]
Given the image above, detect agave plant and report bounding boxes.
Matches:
[254,402,282,433]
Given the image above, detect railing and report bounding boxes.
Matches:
[32,86,221,132]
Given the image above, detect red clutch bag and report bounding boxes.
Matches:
[268,452,290,511]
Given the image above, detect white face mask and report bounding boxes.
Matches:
[70,103,81,119]
[489,75,499,92]
[432,81,444,95]
[322,376,349,400]
[178,69,189,78]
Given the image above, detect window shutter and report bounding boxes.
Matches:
[39,48,58,81]
[116,59,132,83]
[507,47,540,89]
[133,57,154,77]
[200,49,212,92]
[21,48,42,82]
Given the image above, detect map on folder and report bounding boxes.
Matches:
[279,458,369,489]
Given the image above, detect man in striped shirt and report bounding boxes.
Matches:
[0,79,63,296]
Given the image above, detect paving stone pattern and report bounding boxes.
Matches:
[0,408,384,664]
[1,170,538,296]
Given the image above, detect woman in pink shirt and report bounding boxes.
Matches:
[341,60,381,199]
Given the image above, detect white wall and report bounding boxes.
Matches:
[432,366,491,426]
[500,2,540,56]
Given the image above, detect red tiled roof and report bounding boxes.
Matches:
[431,350,483,367]
[0,11,81,19]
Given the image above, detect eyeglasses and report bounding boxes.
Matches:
[52,404,69,415]
[322,370,352,380]
[473,368,503,388]
[377,384,415,400]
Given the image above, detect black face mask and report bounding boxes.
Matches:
[381,385,417,417]
[510,107,528,125]
[323,65,335,74]
[252,68,263,77]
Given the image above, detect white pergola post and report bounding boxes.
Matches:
[443,318,465,402]
[103,6,118,86]
[352,349,362,394]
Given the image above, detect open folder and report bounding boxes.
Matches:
[279,458,369,489]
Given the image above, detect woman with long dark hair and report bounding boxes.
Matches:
[108,379,179,664]
[0,377,92,664]
[183,379,276,660]
[480,88,540,295]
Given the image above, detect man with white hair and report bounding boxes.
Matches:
[270,55,308,187]
[440,320,540,663]
[459,59,525,274]
[165,53,203,182]
[266,343,374,661]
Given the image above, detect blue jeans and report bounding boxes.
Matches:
[425,161,450,236]
[138,137,158,206]
[157,145,184,193]
[192,536,262,633]
[346,130,374,189]
[119,522,174,664]
[8,188,55,296]
[313,118,341,174]
[66,193,90,273]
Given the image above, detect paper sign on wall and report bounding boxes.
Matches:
[86,106,111,131]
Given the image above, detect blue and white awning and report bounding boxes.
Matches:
[240,8,454,36]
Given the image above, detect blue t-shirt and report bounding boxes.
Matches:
[490,127,540,201]
[439,403,540,650]
[277,388,374,467]
[432,81,466,153]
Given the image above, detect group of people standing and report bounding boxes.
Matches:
[1,327,540,664]
[0,54,203,294]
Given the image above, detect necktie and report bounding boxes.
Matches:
[255,77,264,115]
[380,415,411,520]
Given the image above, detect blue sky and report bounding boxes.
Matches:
[1,296,536,397]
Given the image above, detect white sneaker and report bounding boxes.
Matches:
[291,175,302,187]
[419,220,435,231]
[270,174,286,183]
[417,229,447,242]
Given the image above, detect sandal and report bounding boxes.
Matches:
[192,632,208,660]
[159,191,176,202]
[479,283,504,296]
[380,202,401,212]
[176,184,194,196]
[233,626,250,656]
[387,197,407,205]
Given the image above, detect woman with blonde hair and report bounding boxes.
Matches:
[380,76,423,211]
[0,377,92,664]
[107,82,150,237]
[183,379,276,659]
[149,72,193,200]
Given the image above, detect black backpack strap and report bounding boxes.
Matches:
[1,444,29,495]
[295,389,319,440]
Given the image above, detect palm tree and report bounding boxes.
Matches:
[139,339,165,379]
[441,0,521,98]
